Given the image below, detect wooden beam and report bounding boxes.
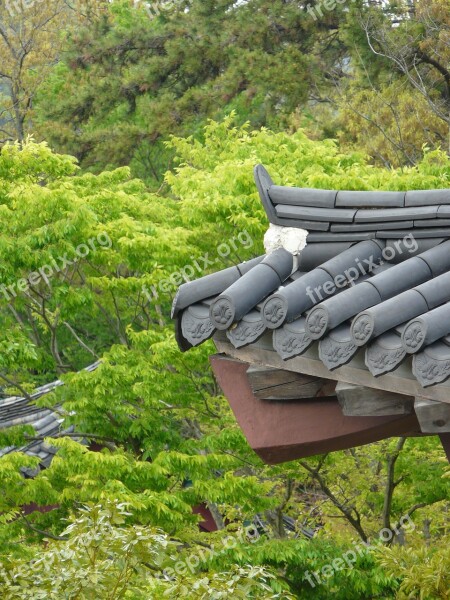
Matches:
[247,366,307,390]
[336,382,414,417]
[213,334,450,405]
[247,366,335,401]
[414,398,450,433]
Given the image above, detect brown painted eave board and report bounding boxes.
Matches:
[210,355,420,464]
[440,434,450,461]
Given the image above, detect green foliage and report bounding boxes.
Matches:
[0,425,34,449]
[33,0,350,182]
[166,115,450,252]
[334,0,450,167]
[337,83,449,168]
[375,537,450,600]
[0,124,449,598]
[2,0,450,593]
[0,502,294,599]
[0,139,77,187]
[28,0,450,177]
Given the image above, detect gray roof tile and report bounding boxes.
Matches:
[0,362,100,468]
[256,165,450,237]
[172,166,450,389]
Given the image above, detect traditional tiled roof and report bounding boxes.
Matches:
[172,166,450,389]
[0,362,100,472]
[255,165,450,241]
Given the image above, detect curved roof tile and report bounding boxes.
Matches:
[172,166,450,389]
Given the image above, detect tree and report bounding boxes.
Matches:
[337,81,449,168]
[343,0,450,163]
[0,0,108,144]
[33,0,350,183]
[376,535,450,600]
[1,502,293,599]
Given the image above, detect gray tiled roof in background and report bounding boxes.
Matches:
[0,362,100,472]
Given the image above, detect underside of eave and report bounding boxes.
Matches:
[213,333,450,406]
[210,354,421,464]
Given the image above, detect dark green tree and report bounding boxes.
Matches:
[34,0,349,183]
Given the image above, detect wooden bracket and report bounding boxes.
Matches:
[336,382,414,417]
[247,366,335,401]
[414,397,450,433]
